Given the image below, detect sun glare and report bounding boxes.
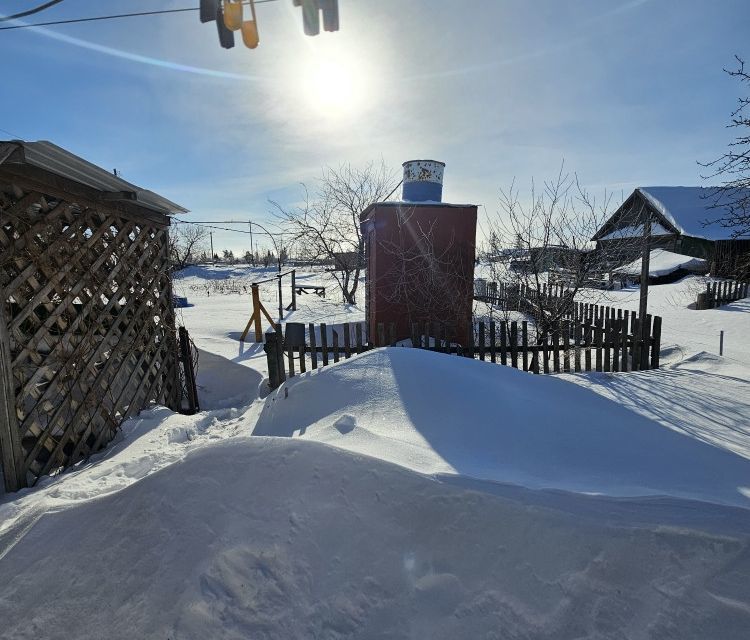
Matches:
[301,57,367,117]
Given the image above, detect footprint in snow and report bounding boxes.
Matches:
[333,414,357,434]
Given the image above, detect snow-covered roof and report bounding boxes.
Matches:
[613,249,708,277]
[637,187,747,241]
[599,222,671,240]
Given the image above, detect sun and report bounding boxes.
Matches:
[301,57,367,117]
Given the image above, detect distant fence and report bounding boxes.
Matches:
[696,280,749,310]
[264,312,662,389]
[474,281,571,307]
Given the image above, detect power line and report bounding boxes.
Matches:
[173,218,294,236]
[0,1,281,31]
[0,0,64,22]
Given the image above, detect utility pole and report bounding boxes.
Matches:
[210,231,214,263]
[249,221,254,265]
[638,211,651,338]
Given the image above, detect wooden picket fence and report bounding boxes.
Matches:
[696,280,749,309]
[264,310,662,389]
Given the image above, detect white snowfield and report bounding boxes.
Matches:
[1,264,749,639]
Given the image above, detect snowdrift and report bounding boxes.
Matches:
[2,437,749,639]
[255,348,750,509]
[614,248,708,278]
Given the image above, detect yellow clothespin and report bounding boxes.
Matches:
[241,0,260,49]
[223,0,243,31]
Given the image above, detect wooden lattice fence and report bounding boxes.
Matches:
[0,171,181,491]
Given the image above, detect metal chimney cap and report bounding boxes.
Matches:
[401,159,445,168]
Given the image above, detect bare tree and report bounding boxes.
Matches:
[701,55,750,237]
[170,225,209,270]
[484,168,641,340]
[272,161,398,304]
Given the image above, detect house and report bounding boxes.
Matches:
[592,187,750,277]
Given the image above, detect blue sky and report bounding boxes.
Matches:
[1,0,748,253]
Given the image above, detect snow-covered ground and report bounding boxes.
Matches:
[2,264,749,638]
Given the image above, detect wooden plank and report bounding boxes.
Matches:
[631,317,640,372]
[562,320,570,373]
[424,322,431,351]
[332,330,340,363]
[434,322,442,353]
[389,322,397,346]
[378,322,385,348]
[542,332,549,374]
[510,321,518,368]
[531,344,539,374]
[355,323,364,353]
[641,314,652,369]
[287,335,296,377]
[595,326,603,372]
[0,292,24,491]
[298,342,306,373]
[603,323,611,372]
[478,321,486,361]
[343,323,351,358]
[489,321,496,363]
[584,324,592,372]
[500,322,507,366]
[521,321,529,371]
[309,323,318,369]
[320,322,329,366]
[612,320,620,373]
[574,322,582,373]
[467,322,475,359]
[552,327,560,373]
[411,322,420,348]
[651,315,662,369]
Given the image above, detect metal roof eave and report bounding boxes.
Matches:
[0,140,188,216]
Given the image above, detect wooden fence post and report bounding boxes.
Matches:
[651,316,662,369]
[344,323,352,358]
[275,324,286,383]
[277,275,284,321]
[264,330,282,390]
[332,330,340,363]
[641,314,652,370]
[355,323,364,353]
[489,321,496,363]
[178,326,199,414]
[521,321,529,371]
[479,322,486,361]
[500,322,508,366]
[320,322,329,366]
[308,323,318,369]
[0,295,24,491]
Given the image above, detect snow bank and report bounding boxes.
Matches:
[614,248,708,278]
[255,348,750,509]
[2,436,749,639]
